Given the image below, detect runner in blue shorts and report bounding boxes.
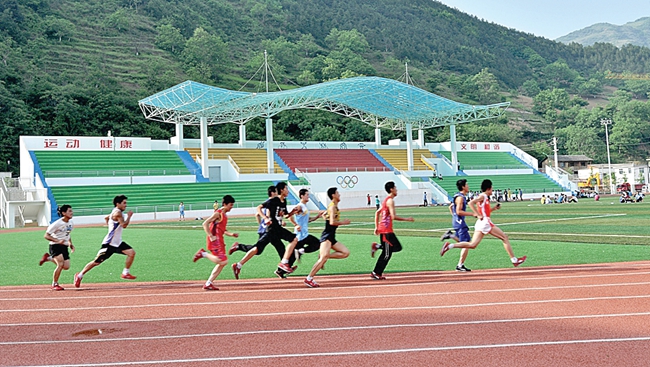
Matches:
[440,179,476,272]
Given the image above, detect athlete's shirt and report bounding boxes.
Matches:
[294,202,309,241]
[209,208,227,239]
[102,208,125,247]
[262,197,287,230]
[478,193,491,218]
[323,201,340,233]
[451,192,468,229]
[377,196,393,234]
[257,206,269,234]
[46,218,73,245]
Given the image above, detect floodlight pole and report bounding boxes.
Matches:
[450,124,458,174]
[199,117,209,178]
[263,50,274,174]
[406,122,414,171]
[601,118,614,194]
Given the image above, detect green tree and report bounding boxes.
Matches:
[325,28,370,53]
[471,68,501,104]
[521,79,541,97]
[44,16,76,42]
[182,27,228,81]
[155,24,185,54]
[105,9,130,32]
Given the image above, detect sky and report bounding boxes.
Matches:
[437,0,650,40]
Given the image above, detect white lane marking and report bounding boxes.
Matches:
[3,311,650,346]
[2,265,650,299]
[3,293,649,327]
[13,336,650,366]
[2,281,650,313]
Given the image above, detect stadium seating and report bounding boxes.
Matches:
[185,148,282,174]
[433,174,564,196]
[49,181,276,215]
[374,149,433,171]
[34,151,191,177]
[276,149,387,172]
[439,151,529,170]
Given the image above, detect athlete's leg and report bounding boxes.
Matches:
[488,225,515,258]
[328,241,350,259]
[122,248,136,270]
[52,254,68,285]
[308,241,331,278]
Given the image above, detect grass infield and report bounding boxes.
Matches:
[1,198,648,286]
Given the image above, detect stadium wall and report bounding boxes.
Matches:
[45,176,196,187]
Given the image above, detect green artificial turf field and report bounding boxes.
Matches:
[1,198,648,286]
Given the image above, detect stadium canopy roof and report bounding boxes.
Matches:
[138,76,509,131]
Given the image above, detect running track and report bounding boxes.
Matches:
[2,261,650,366]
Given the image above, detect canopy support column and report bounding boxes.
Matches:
[450,124,458,175]
[199,117,209,178]
[406,122,413,171]
[175,123,184,151]
[265,118,274,174]
[375,127,381,147]
[239,124,246,147]
[418,128,425,147]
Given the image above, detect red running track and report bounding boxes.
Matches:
[2,261,650,367]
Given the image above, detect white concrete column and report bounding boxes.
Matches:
[450,124,458,174]
[375,128,381,147]
[265,118,274,174]
[200,117,209,178]
[406,122,413,171]
[418,128,425,147]
[239,124,246,147]
[175,123,184,151]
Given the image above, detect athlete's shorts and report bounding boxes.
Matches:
[454,226,471,242]
[252,232,284,256]
[49,244,70,261]
[379,232,402,253]
[320,228,337,245]
[475,218,494,234]
[297,234,321,254]
[207,236,227,262]
[93,242,133,264]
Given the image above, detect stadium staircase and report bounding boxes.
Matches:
[176,150,209,182]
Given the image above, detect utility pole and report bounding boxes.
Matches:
[552,136,558,170]
[600,118,614,194]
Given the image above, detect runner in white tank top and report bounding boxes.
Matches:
[440,179,526,267]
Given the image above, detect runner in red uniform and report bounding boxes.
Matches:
[440,179,526,267]
[193,195,239,290]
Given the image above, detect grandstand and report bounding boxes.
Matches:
[49,181,276,216]
[438,151,529,170]
[433,174,564,196]
[374,149,433,171]
[276,149,388,172]
[185,148,283,174]
[35,151,192,177]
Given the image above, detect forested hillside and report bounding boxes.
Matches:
[2,0,650,174]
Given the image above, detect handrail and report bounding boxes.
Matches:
[227,155,241,173]
[298,167,391,173]
[420,154,437,172]
[42,169,198,178]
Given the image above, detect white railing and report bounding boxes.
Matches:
[42,169,199,177]
[227,155,241,173]
[294,166,390,173]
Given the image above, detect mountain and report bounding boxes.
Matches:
[557,17,650,47]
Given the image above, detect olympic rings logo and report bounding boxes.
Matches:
[336,175,359,189]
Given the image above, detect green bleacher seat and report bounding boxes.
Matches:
[434,174,564,196]
[35,151,191,177]
[439,152,529,170]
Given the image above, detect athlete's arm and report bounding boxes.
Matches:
[455,196,475,217]
[468,195,483,220]
[116,210,133,228]
[389,197,414,222]
[373,208,380,235]
[44,232,66,245]
[329,205,350,226]
[309,210,325,222]
[202,211,221,241]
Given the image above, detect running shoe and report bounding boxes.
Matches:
[74,272,82,288]
[39,253,50,266]
[228,242,239,256]
[121,274,136,280]
[274,269,287,279]
[232,263,241,280]
[193,248,205,262]
[294,248,302,263]
[513,256,527,267]
[371,272,386,280]
[203,283,219,291]
[440,229,454,241]
[455,264,471,272]
[371,242,380,258]
[51,284,64,291]
[278,263,293,273]
[304,278,320,288]
[440,242,451,257]
[291,265,298,272]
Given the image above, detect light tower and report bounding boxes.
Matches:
[600,118,614,194]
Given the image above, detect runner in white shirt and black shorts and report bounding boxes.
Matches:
[40,205,75,291]
[74,195,137,288]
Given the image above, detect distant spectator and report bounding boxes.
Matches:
[423,192,428,207]
[213,200,219,210]
[594,194,600,201]
[367,194,371,206]
[541,195,546,204]
[179,202,185,221]
[375,195,380,210]
[518,188,523,201]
